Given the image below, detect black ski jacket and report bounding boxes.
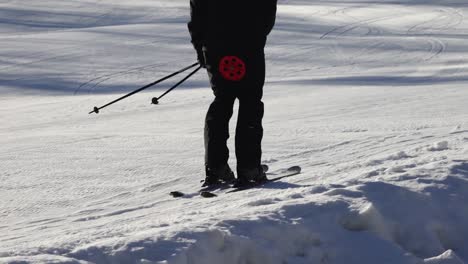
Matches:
[188,0,277,52]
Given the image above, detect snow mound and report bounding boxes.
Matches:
[424,250,465,264]
[166,228,323,264]
[428,141,450,151]
[159,161,468,264]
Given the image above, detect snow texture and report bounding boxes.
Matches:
[1,0,468,263]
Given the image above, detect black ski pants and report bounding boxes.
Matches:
[204,47,265,172]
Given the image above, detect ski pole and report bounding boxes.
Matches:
[89,62,199,114]
[151,65,202,105]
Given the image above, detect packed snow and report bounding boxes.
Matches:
[1,0,468,263]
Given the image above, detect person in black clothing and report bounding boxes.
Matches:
[188,0,277,187]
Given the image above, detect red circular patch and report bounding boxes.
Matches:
[219,56,246,81]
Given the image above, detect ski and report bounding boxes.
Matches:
[169,165,270,198]
[200,166,302,198]
[169,182,232,198]
[170,165,302,198]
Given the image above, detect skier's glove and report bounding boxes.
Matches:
[196,48,206,68]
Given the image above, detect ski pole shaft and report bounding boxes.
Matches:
[152,65,202,105]
[89,62,199,114]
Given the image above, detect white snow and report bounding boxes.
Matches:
[425,250,464,264]
[428,141,450,151]
[1,0,468,263]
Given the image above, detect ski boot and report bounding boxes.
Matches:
[233,165,268,188]
[202,164,235,187]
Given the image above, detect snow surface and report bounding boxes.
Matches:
[1,0,468,263]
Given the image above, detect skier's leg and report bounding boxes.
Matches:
[235,97,264,169]
[204,95,236,170]
[203,47,238,178]
[235,50,266,178]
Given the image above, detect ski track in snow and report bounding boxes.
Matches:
[1,0,468,263]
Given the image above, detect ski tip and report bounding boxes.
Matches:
[200,191,217,198]
[170,191,185,198]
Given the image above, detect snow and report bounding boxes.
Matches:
[1,0,468,263]
[424,250,464,264]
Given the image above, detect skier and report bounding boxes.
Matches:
[188,0,277,187]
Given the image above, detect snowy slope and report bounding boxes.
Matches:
[1,0,468,263]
